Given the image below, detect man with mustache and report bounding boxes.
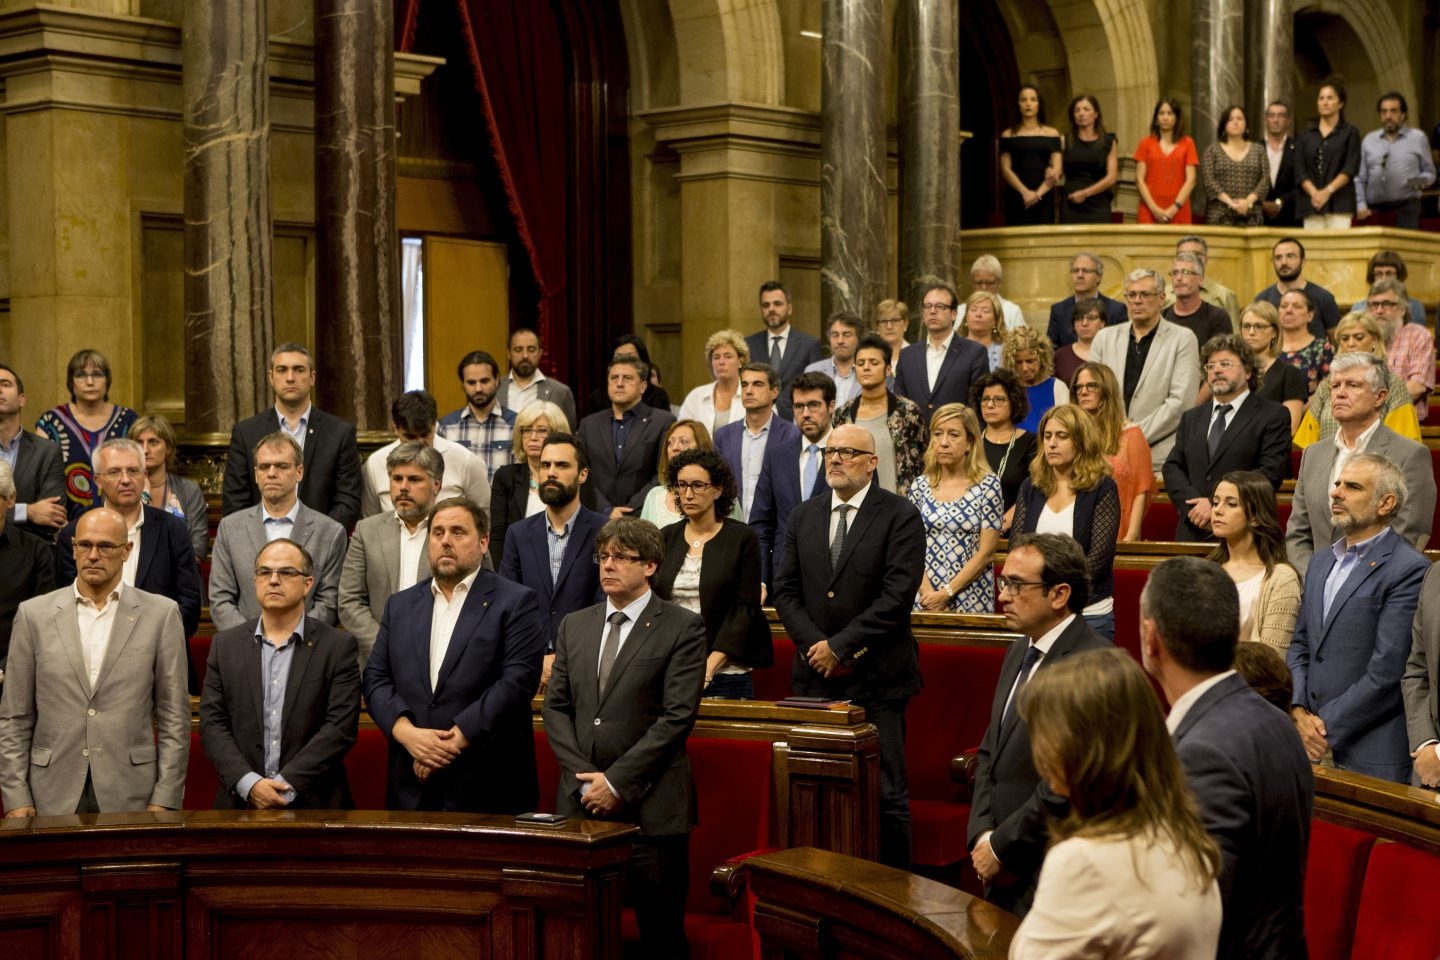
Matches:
[496,328,578,431]
[498,433,606,692]
[438,350,515,483]
[364,496,545,812]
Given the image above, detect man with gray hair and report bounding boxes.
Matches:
[340,442,443,667]
[1171,235,1241,324]
[1285,351,1435,573]
[1288,452,1429,782]
[1361,277,1434,421]
[1046,252,1127,348]
[1090,268,1202,470]
[0,460,56,683]
[955,255,1023,332]
[1162,251,1234,360]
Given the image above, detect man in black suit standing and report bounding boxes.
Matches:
[199,538,361,809]
[1262,101,1300,228]
[750,371,834,587]
[1162,335,1292,540]
[968,533,1111,914]
[577,355,675,518]
[222,343,363,530]
[0,363,66,539]
[773,423,924,868]
[543,517,707,960]
[1142,557,1313,960]
[893,282,990,423]
[745,281,822,421]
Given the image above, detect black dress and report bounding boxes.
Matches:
[983,430,1038,515]
[1000,134,1061,226]
[1060,133,1116,224]
[1259,360,1308,407]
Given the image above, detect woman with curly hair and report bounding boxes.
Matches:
[652,448,771,699]
[1070,362,1153,542]
[909,404,1003,613]
[833,333,926,496]
[1206,470,1301,653]
[1011,404,1120,638]
[1005,326,1069,433]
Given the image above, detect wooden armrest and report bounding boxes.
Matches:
[950,749,981,800]
[712,848,779,919]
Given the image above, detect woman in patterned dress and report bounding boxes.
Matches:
[1274,288,1334,399]
[833,333,926,496]
[909,404,1003,614]
[35,349,137,519]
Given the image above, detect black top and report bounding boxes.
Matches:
[982,430,1038,512]
[1294,120,1361,217]
[1122,325,1161,409]
[0,525,56,665]
[1060,132,1116,223]
[1259,361,1308,406]
[1163,302,1232,353]
[653,517,773,669]
[1000,134,1061,226]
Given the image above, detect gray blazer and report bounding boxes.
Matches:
[497,376,578,431]
[6,430,64,539]
[0,585,190,814]
[1284,424,1435,575]
[1090,319,1201,470]
[338,510,430,666]
[208,502,348,631]
[1404,563,1440,787]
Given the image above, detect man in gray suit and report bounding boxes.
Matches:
[0,363,66,539]
[339,442,441,667]
[496,328,578,430]
[1285,352,1435,574]
[210,432,347,631]
[1090,268,1202,470]
[0,508,189,815]
[1405,564,1440,788]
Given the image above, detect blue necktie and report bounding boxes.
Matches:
[802,443,820,495]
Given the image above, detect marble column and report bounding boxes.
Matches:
[898,0,960,314]
[182,0,274,433]
[820,0,887,323]
[1246,0,1294,121]
[315,0,400,430]
[1190,0,1244,200]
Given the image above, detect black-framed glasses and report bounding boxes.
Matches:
[669,481,714,495]
[997,576,1048,595]
[594,551,646,565]
[73,540,125,557]
[519,426,551,436]
[921,302,956,312]
[1366,299,1401,311]
[822,446,869,462]
[254,567,307,581]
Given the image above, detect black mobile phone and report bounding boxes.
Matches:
[516,812,568,828]
[784,696,833,703]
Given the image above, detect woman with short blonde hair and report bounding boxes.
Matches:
[1005,326,1068,433]
[961,290,1006,370]
[130,414,209,561]
[491,400,578,566]
[677,329,750,433]
[872,298,911,367]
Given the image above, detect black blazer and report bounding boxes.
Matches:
[1173,672,1313,959]
[198,617,361,809]
[654,517,773,669]
[498,505,607,649]
[772,486,925,701]
[1047,293,1129,349]
[967,616,1112,901]
[5,431,64,540]
[489,463,599,567]
[745,328,822,421]
[1161,395,1292,541]
[222,406,362,530]
[1264,136,1299,227]
[576,402,676,513]
[893,337,991,420]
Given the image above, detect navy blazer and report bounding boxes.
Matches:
[57,505,202,641]
[1173,673,1313,960]
[497,505,607,649]
[489,463,599,567]
[222,406,363,530]
[749,431,829,586]
[363,571,546,812]
[1288,528,1429,782]
[1046,293,1129,348]
[892,337,990,420]
[714,414,800,519]
[576,402,676,513]
[745,328,822,420]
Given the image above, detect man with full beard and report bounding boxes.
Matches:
[498,433,607,692]
[1251,237,1339,338]
[439,350,516,483]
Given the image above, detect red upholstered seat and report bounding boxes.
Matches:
[184,730,220,809]
[1111,567,1148,665]
[188,635,213,686]
[345,727,389,810]
[1140,499,1179,542]
[750,637,794,702]
[1305,819,1374,960]
[1351,840,1440,960]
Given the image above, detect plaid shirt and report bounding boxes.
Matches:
[1386,322,1435,421]
[438,404,516,481]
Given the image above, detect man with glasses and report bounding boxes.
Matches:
[1170,235,1241,325]
[774,423,925,869]
[716,362,798,520]
[1162,336,1292,541]
[361,389,491,518]
[1355,93,1435,230]
[1162,253,1234,374]
[210,433,347,631]
[199,538,361,809]
[1349,251,1427,327]
[968,533,1110,914]
[1091,269,1202,470]
[1253,238,1338,338]
[751,371,836,588]
[894,281,989,421]
[0,507,189,816]
[544,516,706,960]
[1363,277,1434,421]
[1046,253,1127,349]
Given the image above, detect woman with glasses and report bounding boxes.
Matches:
[971,369,1037,532]
[1202,105,1271,226]
[640,419,742,526]
[909,404,1002,613]
[488,400,578,566]
[1275,288,1334,398]
[962,291,1006,371]
[652,448,770,699]
[833,333,926,496]
[677,329,749,434]
[1011,648,1222,958]
[130,414,209,562]
[1206,471,1301,653]
[1134,97,1199,224]
[872,299,911,369]
[1295,77,1361,230]
[1005,326,1069,433]
[1052,297,1105,386]
[1011,404,1120,638]
[1239,302,1306,434]
[999,85,1063,226]
[1296,311,1420,446]
[1071,362,1152,542]
[36,348,138,520]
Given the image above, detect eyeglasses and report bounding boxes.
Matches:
[1169,268,1200,278]
[822,446,871,462]
[1072,383,1102,394]
[1366,299,1402,310]
[1204,360,1240,372]
[793,400,830,413]
[1070,266,1098,275]
[73,540,126,557]
[876,317,906,326]
[1124,290,1160,302]
[98,467,144,479]
[1240,322,1272,332]
[255,461,295,473]
[669,481,714,494]
[921,302,955,313]
[73,371,106,382]
[594,551,645,565]
[978,396,1009,406]
[254,567,307,581]
[519,426,550,436]
[997,576,1048,595]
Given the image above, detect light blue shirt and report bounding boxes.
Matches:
[235,616,305,803]
[1356,126,1436,207]
[275,403,311,450]
[739,414,774,518]
[803,358,859,406]
[1322,526,1391,621]
[0,429,23,522]
[262,499,302,541]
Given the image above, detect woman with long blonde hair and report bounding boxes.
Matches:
[908,404,1003,613]
[1011,404,1120,638]
[1011,647,1222,957]
[1070,361,1153,542]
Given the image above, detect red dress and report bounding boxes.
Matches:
[1134,135,1199,223]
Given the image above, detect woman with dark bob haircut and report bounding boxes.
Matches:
[971,368,1036,530]
[36,348,138,519]
[652,448,771,699]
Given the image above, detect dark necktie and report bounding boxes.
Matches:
[1001,644,1043,734]
[598,611,627,694]
[1208,403,1232,457]
[830,504,851,570]
[770,336,783,368]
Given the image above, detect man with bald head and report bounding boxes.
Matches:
[1,508,190,815]
[773,423,925,868]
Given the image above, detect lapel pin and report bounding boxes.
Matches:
[127,616,136,622]
[484,601,490,607]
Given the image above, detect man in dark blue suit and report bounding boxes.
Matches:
[498,433,606,693]
[1046,253,1128,348]
[1289,453,1429,783]
[714,362,799,521]
[363,497,545,812]
[1142,557,1313,960]
[893,282,989,422]
[751,372,834,586]
[745,281,822,421]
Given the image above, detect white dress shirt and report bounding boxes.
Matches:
[1329,416,1383,491]
[396,515,427,592]
[505,369,547,416]
[926,334,954,391]
[120,510,145,587]
[428,568,480,691]
[828,481,872,542]
[1165,670,1236,733]
[75,582,123,689]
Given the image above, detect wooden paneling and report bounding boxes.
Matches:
[423,236,509,416]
